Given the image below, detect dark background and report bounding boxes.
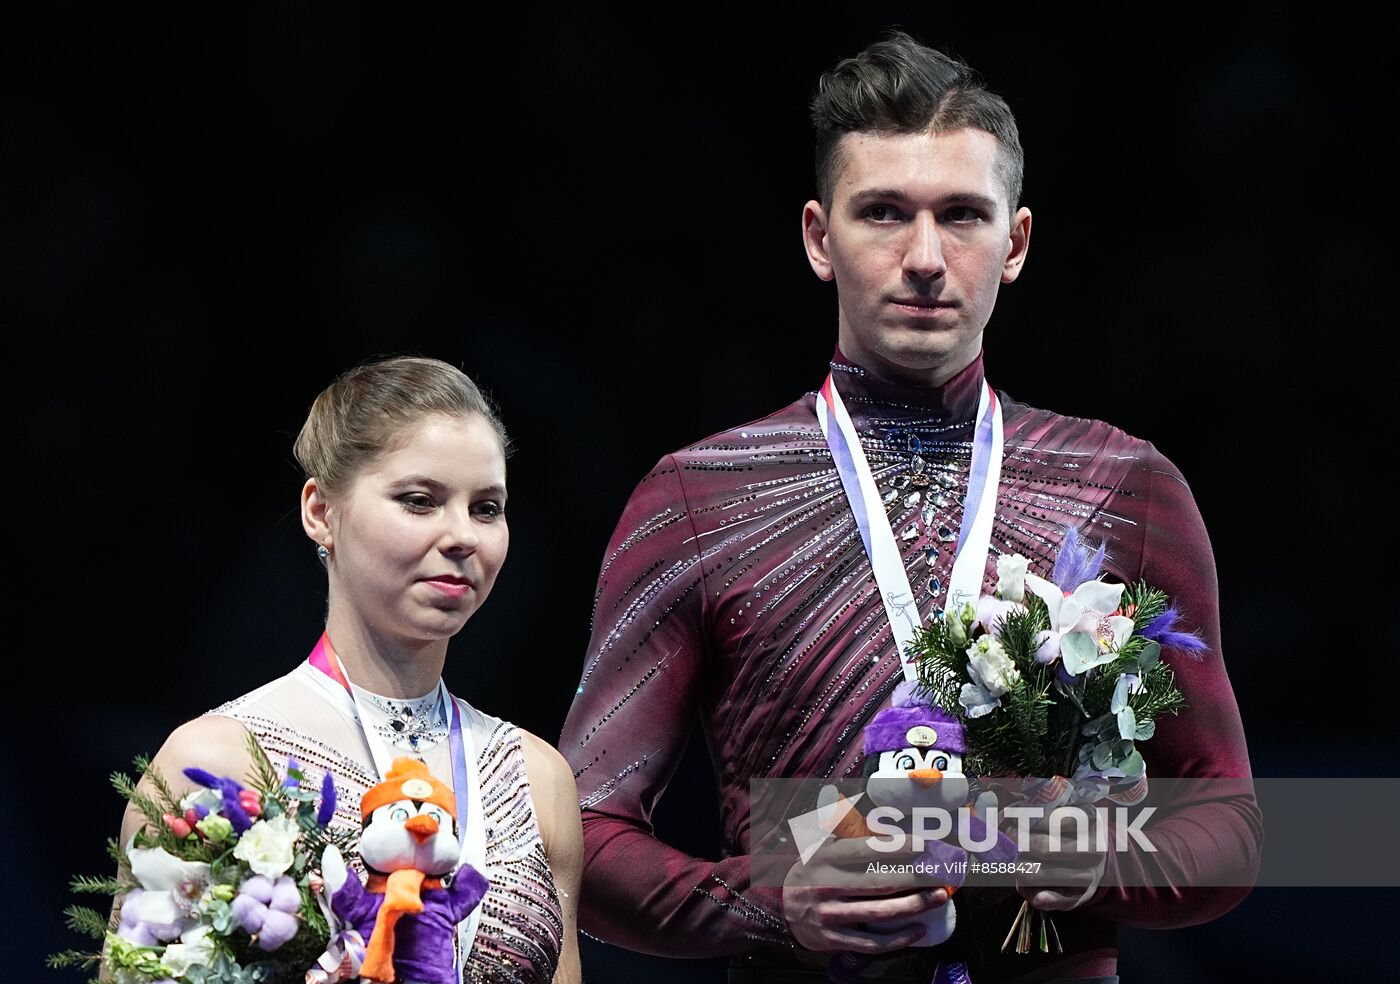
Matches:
[12,3,1396,980]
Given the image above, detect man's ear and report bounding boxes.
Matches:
[1001,206,1032,283]
[802,200,835,282]
[301,477,333,553]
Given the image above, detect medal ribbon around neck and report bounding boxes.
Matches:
[307,632,486,971]
[817,373,1004,683]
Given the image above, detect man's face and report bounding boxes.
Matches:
[802,127,1031,385]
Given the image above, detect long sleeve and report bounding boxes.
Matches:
[559,454,791,956]
[1084,442,1263,927]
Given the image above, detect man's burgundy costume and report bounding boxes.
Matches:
[560,349,1260,980]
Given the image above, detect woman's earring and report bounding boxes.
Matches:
[317,544,330,563]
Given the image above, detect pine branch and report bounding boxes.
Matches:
[106,837,126,868]
[63,905,111,940]
[1082,655,1139,714]
[299,816,359,866]
[1131,665,1187,720]
[1116,634,1147,664]
[46,949,102,971]
[246,732,282,796]
[997,606,1049,675]
[964,678,1055,777]
[1120,582,1168,628]
[137,755,182,815]
[1008,681,1054,775]
[299,882,330,939]
[110,769,167,829]
[909,622,969,713]
[69,874,127,896]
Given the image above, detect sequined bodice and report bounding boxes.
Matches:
[211,665,563,983]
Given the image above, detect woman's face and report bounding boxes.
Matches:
[324,412,508,644]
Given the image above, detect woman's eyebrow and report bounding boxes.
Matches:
[388,474,447,490]
[389,476,507,499]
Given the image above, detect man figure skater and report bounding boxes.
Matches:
[561,31,1259,982]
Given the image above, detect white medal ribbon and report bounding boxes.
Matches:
[817,373,1003,682]
[305,643,486,972]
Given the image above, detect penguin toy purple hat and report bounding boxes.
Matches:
[863,680,970,811]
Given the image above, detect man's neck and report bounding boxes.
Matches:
[836,340,981,389]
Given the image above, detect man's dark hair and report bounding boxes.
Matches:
[810,31,1024,215]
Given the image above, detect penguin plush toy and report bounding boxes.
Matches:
[820,680,1016,955]
[322,758,489,984]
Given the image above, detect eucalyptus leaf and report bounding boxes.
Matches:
[1134,718,1156,740]
[1082,713,1114,738]
[1117,705,1137,740]
[1119,749,1145,778]
[207,898,233,934]
[1137,640,1161,671]
[1091,741,1114,770]
[1111,674,1131,713]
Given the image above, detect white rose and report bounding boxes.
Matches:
[160,924,216,977]
[967,636,1021,698]
[996,554,1028,603]
[232,816,299,878]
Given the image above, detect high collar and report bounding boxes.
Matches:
[827,346,986,422]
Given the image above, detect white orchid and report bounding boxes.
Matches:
[118,846,212,944]
[1023,573,1134,674]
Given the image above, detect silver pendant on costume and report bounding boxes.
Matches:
[363,693,448,751]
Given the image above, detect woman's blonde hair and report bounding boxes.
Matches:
[294,356,510,496]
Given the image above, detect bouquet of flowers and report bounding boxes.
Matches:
[51,736,358,983]
[907,526,1206,952]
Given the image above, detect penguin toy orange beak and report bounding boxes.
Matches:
[404,814,440,843]
[908,767,943,787]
